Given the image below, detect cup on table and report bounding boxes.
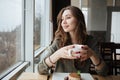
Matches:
[68,44,83,57]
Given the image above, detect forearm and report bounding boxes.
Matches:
[90,53,108,76]
[38,52,60,74]
[45,52,60,67]
[90,53,104,70]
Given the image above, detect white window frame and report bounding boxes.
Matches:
[24,0,34,72]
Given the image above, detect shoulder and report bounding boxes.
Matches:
[52,38,61,46]
[85,35,98,47]
[49,38,61,51]
[86,35,97,42]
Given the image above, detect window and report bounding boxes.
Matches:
[34,0,52,58]
[34,0,52,72]
[34,0,41,50]
[0,0,22,76]
[0,0,52,79]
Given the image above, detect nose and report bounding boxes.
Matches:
[62,19,67,24]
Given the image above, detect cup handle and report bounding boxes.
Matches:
[68,49,73,56]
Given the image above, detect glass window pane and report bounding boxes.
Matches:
[34,0,41,50]
[0,0,22,74]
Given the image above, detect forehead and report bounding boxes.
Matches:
[62,10,73,17]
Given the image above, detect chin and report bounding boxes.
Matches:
[64,31,69,32]
[63,29,70,32]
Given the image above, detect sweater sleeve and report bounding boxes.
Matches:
[37,39,60,75]
[87,36,108,76]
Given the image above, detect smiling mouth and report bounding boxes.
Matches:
[64,26,69,29]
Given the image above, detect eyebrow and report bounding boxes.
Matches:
[62,14,72,18]
[65,14,72,16]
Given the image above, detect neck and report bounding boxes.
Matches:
[69,32,77,44]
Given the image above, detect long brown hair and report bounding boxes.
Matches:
[55,6,87,47]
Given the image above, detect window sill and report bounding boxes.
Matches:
[0,61,30,80]
[34,46,48,58]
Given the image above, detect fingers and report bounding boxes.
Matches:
[79,45,89,61]
[65,45,87,59]
[79,50,88,55]
[63,45,90,60]
[80,54,89,61]
[80,45,89,55]
[81,45,88,50]
[64,49,78,59]
[64,45,75,50]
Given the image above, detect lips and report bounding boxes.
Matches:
[63,25,69,29]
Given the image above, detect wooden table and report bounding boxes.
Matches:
[18,72,47,80]
[18,72,120,80]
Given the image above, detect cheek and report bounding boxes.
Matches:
[69,21,77,29]
[69,19,77,27]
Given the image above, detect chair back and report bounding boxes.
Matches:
[99,42,115,75]
[114,43,120,75]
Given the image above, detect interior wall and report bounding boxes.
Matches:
[87,0,107,42]
[87,0,107,31]
[71,0,80,8]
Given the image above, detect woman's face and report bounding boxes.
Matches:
[61,10,78,33]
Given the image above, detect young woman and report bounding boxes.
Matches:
[38,6,108,76]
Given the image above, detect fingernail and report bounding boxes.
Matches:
[76,56,81,58]
[81,46,84,48]
[76,52,80,54]
[76,56,79,59]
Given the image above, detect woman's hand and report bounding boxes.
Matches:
[55,45,78,59]
[46,45,78,66]
[78,45,95,61]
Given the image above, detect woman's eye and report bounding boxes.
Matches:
[66,17,71,19]
[61,16,71,21]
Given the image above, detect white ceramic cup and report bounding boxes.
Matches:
[68,44,83,57]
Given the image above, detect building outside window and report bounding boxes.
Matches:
[0,0,22,76]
